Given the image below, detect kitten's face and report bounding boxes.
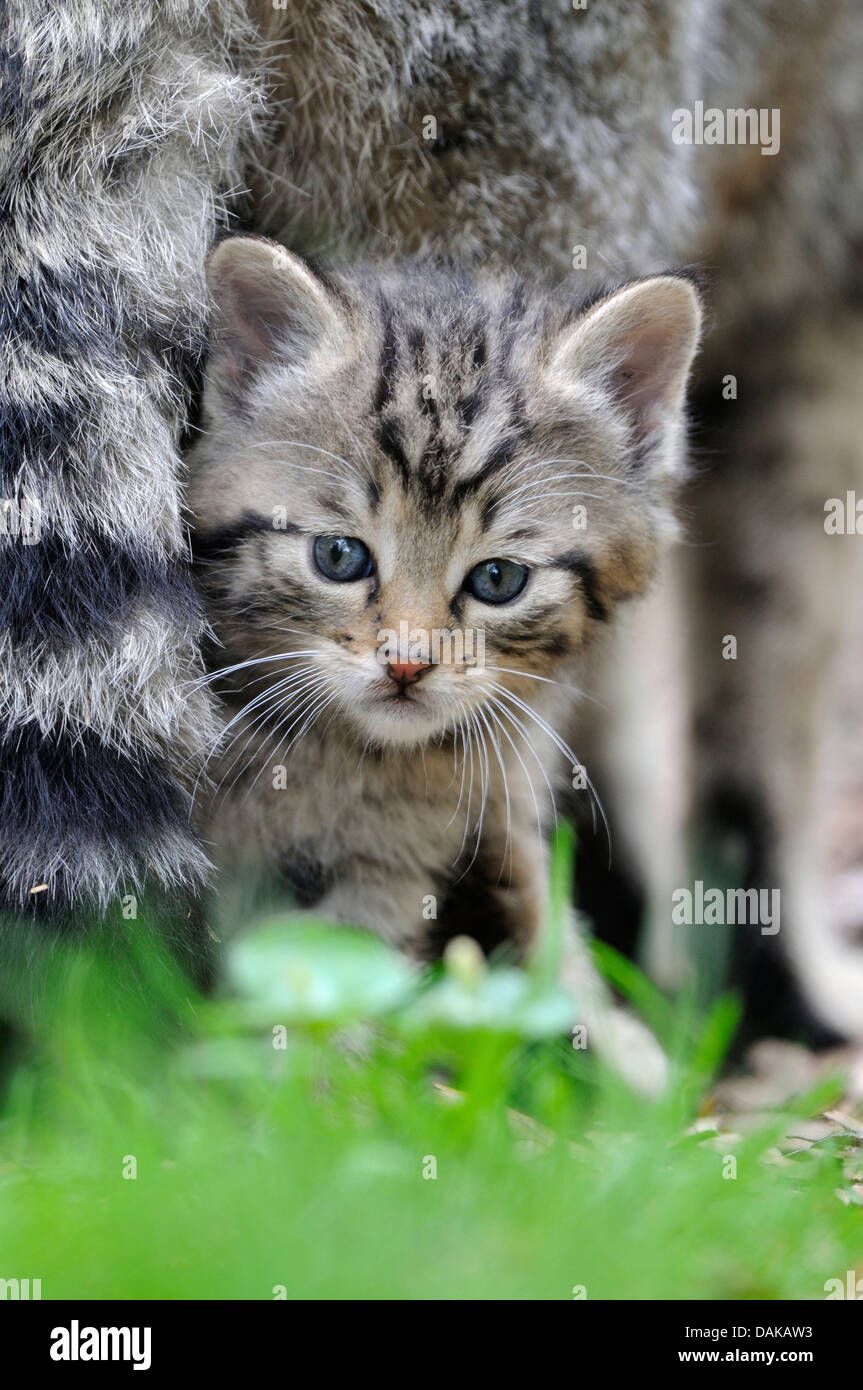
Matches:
[189,240,700,751]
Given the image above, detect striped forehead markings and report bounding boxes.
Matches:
[371,292,530,515]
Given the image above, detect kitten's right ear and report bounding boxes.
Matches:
[550,275,702,473]
[206,237,342,395]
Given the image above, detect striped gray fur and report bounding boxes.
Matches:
[0,1,265,910]
[0,0,862,1053]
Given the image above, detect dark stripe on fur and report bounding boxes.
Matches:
[377,416,412,485]
[0,722,192,911]
[452,433,522,504]
[492,603,571,655]
[366,474,381,511]
[374,298,399,413]
[0,262,131,359]
[0,397,85,488]
[493,630,572,657]
[279,854,334,909]
[549,549,609,622]
[0,531,201,644]
[457,386,486,428]
[192,514,297,563]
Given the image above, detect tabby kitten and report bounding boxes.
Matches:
[188,236,701,967]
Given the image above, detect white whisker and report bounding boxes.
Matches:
[188,650,319,691]
[474,700,512,883]
[485,693,550,860]
[489,681,611,861]
[482,664,602,707]
[216,671,322,792]
[488,694,557,824]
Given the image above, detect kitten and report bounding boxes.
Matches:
[187,235,701,984]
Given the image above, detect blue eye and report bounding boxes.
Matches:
[464,558,529,604]
[313,536,373,582]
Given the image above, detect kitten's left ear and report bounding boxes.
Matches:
[552,275,702,463]
[206,236,343,396]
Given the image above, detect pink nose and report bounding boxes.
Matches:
[386,660,431,686]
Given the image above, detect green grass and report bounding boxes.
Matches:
[0,833,860,1300]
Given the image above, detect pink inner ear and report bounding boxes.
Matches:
[209,301,276,400]
[207,239,338,396]
[209,270,326,403]
[218,311,275,371]
[609,318,688,430]
[218,271,292,360]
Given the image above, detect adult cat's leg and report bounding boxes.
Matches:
[684,308,863,1041]
[568,571,691,989]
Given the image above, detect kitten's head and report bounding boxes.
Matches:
[188,237,700,750]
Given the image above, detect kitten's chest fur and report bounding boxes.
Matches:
[201,695,559,956]
[209,724,459,867]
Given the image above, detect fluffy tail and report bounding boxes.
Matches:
[0,1,264,914]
